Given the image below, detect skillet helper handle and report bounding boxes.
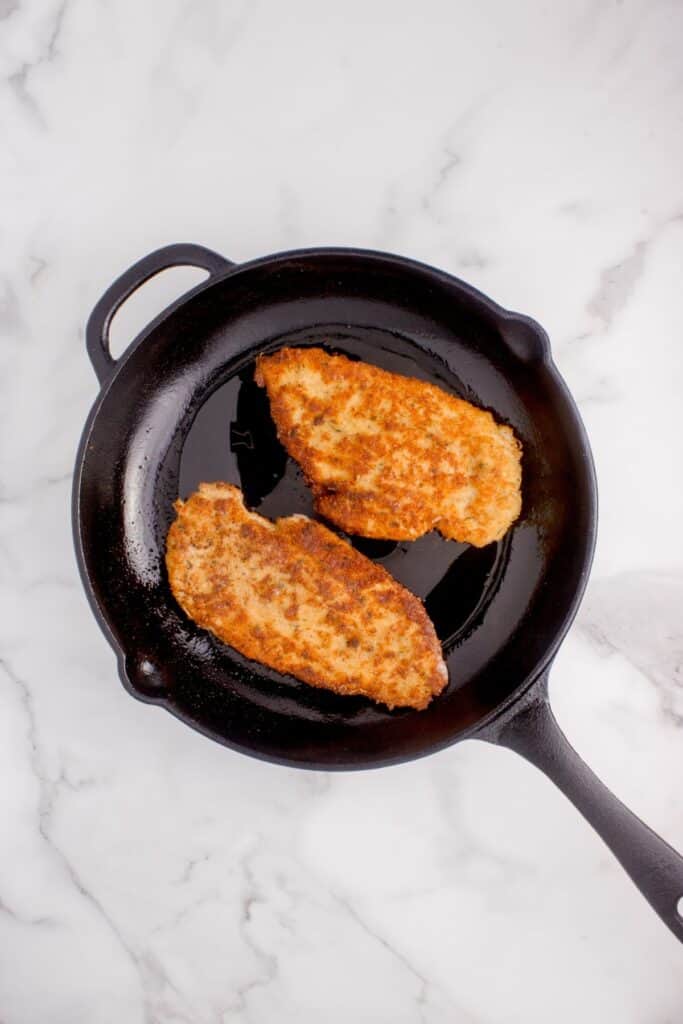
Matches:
[495,681,683,943]
[86,243,234,384]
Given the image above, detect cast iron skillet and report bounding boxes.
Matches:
[73,243,683,941]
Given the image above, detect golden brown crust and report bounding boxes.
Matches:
[255,347,522,547]
[165,483,448,710]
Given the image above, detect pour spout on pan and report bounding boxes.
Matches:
[484,676,683,944]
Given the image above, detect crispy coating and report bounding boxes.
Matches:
[166,483,447,710]
[255,347,522,547]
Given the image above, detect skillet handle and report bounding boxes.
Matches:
[490,678,683,943]
[86,243,234,384]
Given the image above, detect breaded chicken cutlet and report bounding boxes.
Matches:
[256,347,522,547]
[166,483,448,710]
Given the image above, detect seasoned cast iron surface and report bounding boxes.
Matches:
[77,253,594,765]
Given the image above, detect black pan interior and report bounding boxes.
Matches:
[76,251,596,767]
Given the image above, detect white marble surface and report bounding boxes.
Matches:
[1,0,682,1020]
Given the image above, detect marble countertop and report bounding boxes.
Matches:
[2,0,682,1020]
